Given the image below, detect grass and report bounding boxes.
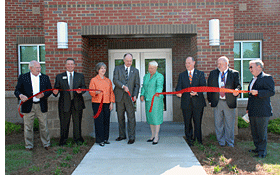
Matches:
[238,141,280,174]
[5,143,32,175]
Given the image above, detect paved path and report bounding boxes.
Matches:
[72,122,207,175]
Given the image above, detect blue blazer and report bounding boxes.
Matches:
[247,72,275,117]
[176,69,206,109]
[14,72,52,113]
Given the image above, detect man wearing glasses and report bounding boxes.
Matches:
[247,59,275,158]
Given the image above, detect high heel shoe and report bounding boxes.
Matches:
[147,137,155,142]
[152,137,159,145]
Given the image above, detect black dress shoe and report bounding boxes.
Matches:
[152,141,158,145]
[116,137,126,141]
[127,139,135,144]
[99,142,105,147]
[147,138,155,142]
[253,154,266,158]
[104,140,110,144]
[249,149,258,153]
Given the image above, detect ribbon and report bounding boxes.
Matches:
[18,89,103,119]
[149,86,250,112]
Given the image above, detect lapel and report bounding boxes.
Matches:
[252,72,263,89]
[128,66,134,79]
[26,72,33,92]
[225,69,232,87]
[62,72,70,89]
[73,71,79,89]
[192,69,198,86]
[122,65,126,78]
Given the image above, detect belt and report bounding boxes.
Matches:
[219,98,226,101]
[33,101,40,104]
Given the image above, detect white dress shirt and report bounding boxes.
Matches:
[31,72,41,102]
[249,77,257,91]
[218,68,229,99]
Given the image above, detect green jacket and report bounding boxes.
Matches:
[140,71,164,101]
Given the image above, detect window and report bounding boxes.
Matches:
[18,44,46,74]
[234,40,262,98]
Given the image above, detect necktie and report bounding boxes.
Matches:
[70,72,73,100]
[220,72,225,97]
[189,71,192,84]
[125,68,128,85]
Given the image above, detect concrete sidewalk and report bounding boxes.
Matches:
[72,122,207,175]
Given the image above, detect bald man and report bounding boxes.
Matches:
[207,56,241,147]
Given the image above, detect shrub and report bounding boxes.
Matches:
[238,116,249,128]
[33,118,39,131]
[5,121,21,135]
[268,118,280,134]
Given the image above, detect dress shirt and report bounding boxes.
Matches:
[66,71,74,86]
[31,72,41,102]
[249,77,257,91]
[218,68,229,99]
[89,75,115,103]
[188,68,194,78]
[124,65,130,77]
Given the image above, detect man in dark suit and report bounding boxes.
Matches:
[247,59,275,158]
[175,57,206,146]
[113,53,140,144]
[53,58,86,146]
[207,56,241,147]
[14,60,52,150]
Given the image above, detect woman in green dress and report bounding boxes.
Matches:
[140,61,164,145]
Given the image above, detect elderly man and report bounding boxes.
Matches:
[113,53,140,144]
[207,56,241,147]
[14,60,52,150]
[176,57,206,146]
[247,59,275,158]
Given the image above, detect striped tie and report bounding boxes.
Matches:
[220,72,225,97]
[189,71,192,84]
[125,68,128,85]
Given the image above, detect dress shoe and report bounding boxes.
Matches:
[99,142,105,147]
[25,148,33,151]
[152,141,158,145]
[115,137,126,141]
[253,154,266,158]
[249,149,258,153]
[127,139,135,144]
[147,138,155,142]
[104,140,110,144]
[44,146,50,150]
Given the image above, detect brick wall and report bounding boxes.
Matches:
[5,0,45,91]
[234,0,280,85]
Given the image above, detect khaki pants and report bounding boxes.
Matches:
[23,103,50,148]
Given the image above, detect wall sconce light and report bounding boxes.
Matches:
[209,19,220,46]
[57,22,68,48]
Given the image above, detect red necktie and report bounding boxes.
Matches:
[189,71,192,84]
[220,72,225,97]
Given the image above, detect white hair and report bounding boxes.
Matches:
[249,59,264,69]
[218,56,229,65]
[148,61,158,67]
[29,60,39,69]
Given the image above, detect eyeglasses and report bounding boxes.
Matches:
[249,66,253,69]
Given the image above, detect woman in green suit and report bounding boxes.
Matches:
[140,61,164,145]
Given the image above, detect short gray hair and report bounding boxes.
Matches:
[149,61,158,67]
[218,56,229,65]
[250,59,264,69]
[186,57,195,62]
[29,60,40,69]
[95,62,107,73]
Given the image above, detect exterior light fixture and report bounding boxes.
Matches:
[57,22,68,48]
[209,19,220,46]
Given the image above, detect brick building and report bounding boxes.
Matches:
[5,0,280,138]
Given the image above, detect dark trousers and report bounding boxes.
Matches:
[116,93,136,139]
[182,100,204,144]
[92,103,110,143]
[249,116,269,156]
[59,100,84,145]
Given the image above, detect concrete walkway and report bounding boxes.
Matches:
[72,122,207,175]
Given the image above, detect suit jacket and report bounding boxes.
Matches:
[113,65,140,103]
[14,72,52,113]
[207,68,241,108]
[247,72,275,117]
[175,69,206,109]
[53,71,86,112]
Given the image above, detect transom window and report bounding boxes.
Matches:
[234,40,262,98]
[18,44,46,74]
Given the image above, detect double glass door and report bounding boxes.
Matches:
[108,49,173,122]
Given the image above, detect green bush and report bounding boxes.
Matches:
[268,118,280,134]
[33,118,39,131]
[238,116,249,128]
[5,121,21,135]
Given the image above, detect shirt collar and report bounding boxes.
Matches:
[220,68,229,74]
[30,72,41,77]
[66,71,74,76]
[187,68,195,75]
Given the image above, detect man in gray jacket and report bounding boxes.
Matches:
[113,53,140,144]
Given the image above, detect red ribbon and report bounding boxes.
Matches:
[18,89,103,119]
[149,86,249,112]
